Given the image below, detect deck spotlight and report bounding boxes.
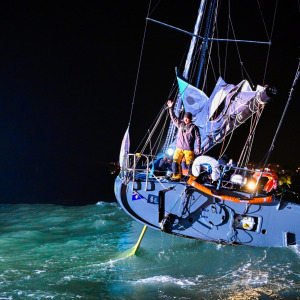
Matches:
[247,180,256,191]
[167,147,175,156]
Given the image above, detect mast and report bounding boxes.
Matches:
[163,0,207,152]
[174,0,207,115]
[182,0,207,80]
[196,0,217,88]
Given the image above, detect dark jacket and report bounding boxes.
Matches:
[158,157,172,172]
[169,108,201,152]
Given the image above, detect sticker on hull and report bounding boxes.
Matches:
[147,194,159,205]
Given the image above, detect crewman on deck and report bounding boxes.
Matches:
[157,155,172,176]
[167,100,201,181]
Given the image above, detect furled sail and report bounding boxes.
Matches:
[177,75,274,153]
[119,127,130,170]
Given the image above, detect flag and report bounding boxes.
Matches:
[177,75,208,116]
[132,192,143,201]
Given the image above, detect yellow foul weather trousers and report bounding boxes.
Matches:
[172,148,195,179]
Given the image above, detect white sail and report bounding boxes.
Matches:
[119,127,130,169]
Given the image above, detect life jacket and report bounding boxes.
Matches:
[252,169,278,193]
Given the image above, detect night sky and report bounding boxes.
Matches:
[0,1,299,204]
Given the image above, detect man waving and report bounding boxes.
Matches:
[167,100,201,181]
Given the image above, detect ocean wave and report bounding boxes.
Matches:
[96,202,119,208]
[290,244,300,258]
[134,275,196,286]
[0,203,299,299]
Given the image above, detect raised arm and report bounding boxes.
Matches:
[167,100,180,128]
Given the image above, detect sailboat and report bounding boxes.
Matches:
[114,0,300,247]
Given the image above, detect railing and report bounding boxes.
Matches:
[123,153,278,195]
[125,153,152,191]
[214,165,278,195]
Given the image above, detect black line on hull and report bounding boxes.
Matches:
[120,183,160,229]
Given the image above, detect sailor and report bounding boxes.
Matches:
[157,155,172,175]
[167,100,201,181]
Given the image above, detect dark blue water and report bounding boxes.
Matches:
[0,202,299,299]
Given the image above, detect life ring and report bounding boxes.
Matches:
[187,176,273,204]
[252,170,278,193]
[192,155,221,181]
